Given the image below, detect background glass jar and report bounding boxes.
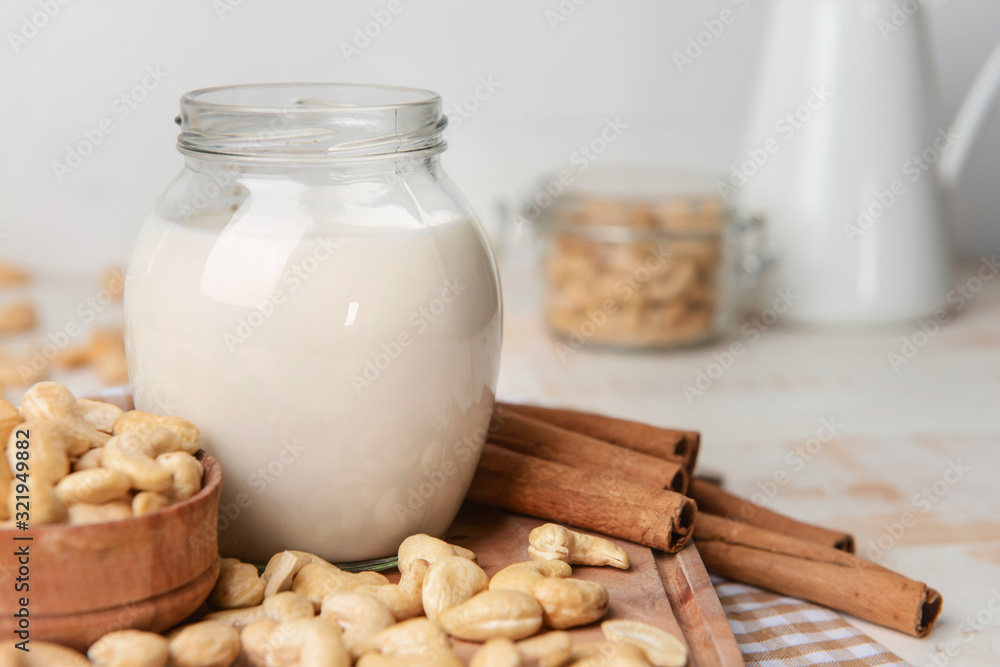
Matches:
[536,165,765,349]
[124,84,502,563]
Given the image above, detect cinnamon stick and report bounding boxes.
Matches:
[497,402,699,473]
[689,479,855,552]
[490,413,689,492]
[694,514,942,638]
[468,444,696,554]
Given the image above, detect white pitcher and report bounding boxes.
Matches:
[732,0,1000,326]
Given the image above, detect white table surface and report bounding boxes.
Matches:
[496,253,1000,667]
[9,255,999,666]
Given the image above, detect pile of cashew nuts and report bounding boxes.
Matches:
[1,383,688,667]
[5,527,688,667]
[1,382,204,526]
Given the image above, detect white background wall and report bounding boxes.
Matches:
[2,0,998,273]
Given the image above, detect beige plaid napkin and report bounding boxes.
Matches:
[713,578,910,666]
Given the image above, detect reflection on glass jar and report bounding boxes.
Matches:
[124,84,502,563]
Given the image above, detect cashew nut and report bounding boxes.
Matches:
[264,591,316,621]
[4,640,90,666]
[516,631,573,667]
[534,579,609,629]
[113,410,201,454]
[0,644,18,667]
[398,534,464,574]
[570,642,651,667]
[7,421,70,483]
[291,563,389,610]
[489,561,572,597]
[356,558,428,621]
[321,591,395,657]
[156,450,203,502]
[600,621,687,667]
[241,617,349,667]
[0,452,11,522]
[10,480,66,525]
[133,491,171,516]
[55,468,131,505]
[0,400,20,444]
[358,648,464,667]
[398,534,455,571]
[101,426,177,492]
[169,620,241,667]
[372,618,452,656]
[87,629,169,667]
[450,543,478,563]
[73,446,104,471]
[77,399,125,435]
[471,638,522,667]
[440,589,544,641]
[203,606,268,630]
[422,556,490,623]
[209,558,266,610]
[109,423,183,457]
[20,382,81,423]
[67,499,133,525]
[263,550,332,597]
[529,524,629,570]
[204,590,313,629]
[20,383,106,448]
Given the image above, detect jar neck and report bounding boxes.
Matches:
[176,83,447,167]
[182,152,444,180]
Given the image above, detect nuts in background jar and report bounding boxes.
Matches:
[544,195,724,348]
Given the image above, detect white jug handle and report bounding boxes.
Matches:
[938,41,1000,191]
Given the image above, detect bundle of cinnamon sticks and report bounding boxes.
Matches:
[466,402,942,639]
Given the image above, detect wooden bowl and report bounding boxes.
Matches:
[0,452,222,651]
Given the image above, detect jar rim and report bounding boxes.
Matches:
[177,82,447,163]
[180,82,442,114]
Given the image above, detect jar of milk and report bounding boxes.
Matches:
[124,84,502,563]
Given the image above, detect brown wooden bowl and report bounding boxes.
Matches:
[0,452,222,651]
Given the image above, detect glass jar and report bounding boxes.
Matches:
[124,84,502,563]
[537,165,764,349]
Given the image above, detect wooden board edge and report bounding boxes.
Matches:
[655,543,745,667]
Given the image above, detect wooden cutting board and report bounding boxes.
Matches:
[93,391,742,664]
[442,505,743,666]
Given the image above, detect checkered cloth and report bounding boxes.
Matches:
[713,578,910,666]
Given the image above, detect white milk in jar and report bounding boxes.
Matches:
[124,84,503,562]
